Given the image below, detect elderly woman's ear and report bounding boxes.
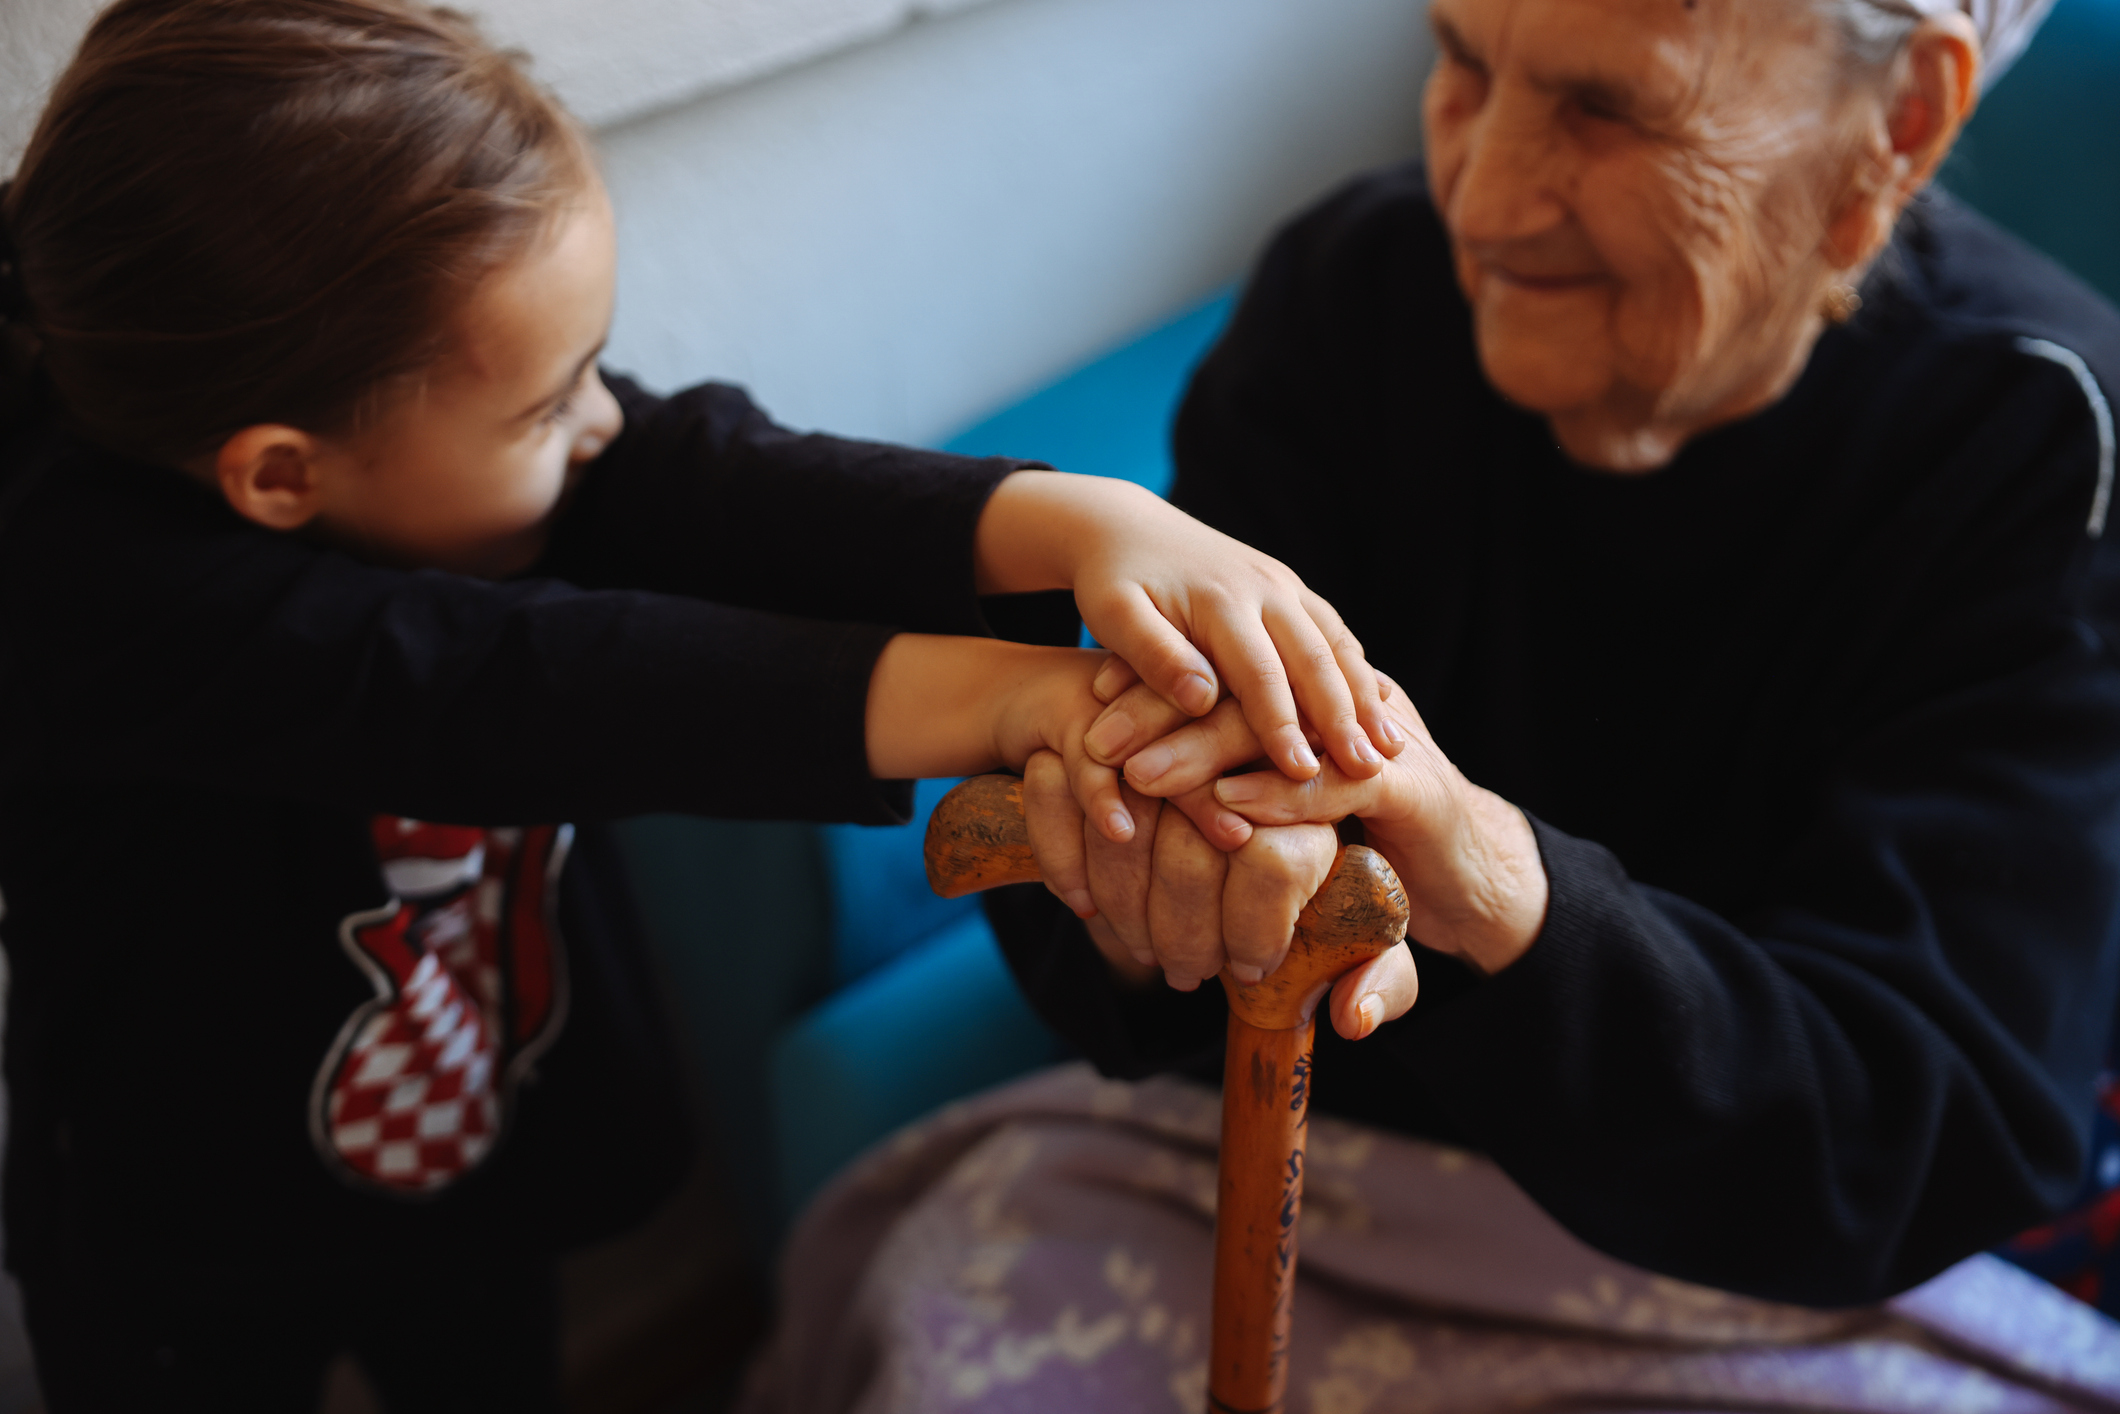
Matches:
[1826,11,1980,273]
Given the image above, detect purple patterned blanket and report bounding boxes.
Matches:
[741,1063,2120,1414]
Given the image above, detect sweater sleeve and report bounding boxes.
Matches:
[2,450,922,827]
[536,376,1033,637]
[1396,626,2120,1307]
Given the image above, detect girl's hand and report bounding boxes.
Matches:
[975,472,1404,795]
[1106,675,1550,975]
[865,638,1126,919]
[1021,757,1421,1040]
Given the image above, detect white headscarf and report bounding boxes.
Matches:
[1894,0,2060,90]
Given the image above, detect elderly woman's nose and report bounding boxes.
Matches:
[1447,97,1570,245]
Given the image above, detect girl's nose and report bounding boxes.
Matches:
[570,370,624,465]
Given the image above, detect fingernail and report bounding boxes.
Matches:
[1085,714,1134,762]
[1105,809,1134,841]
[1290,741,1320,774]
[1378,717,1406,748]
[1129,949,1156,966]
[1176,672,1217,716]
[1230,962,1265,985]
[1214,776,1264,805]
[1063,890,1096,919]
[1125,744,1174,785]
[1353,735,1383,766]
[1214,812,1249,839]
[1357,993,1383,1037]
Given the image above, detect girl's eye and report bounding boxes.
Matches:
[544,393,576,427]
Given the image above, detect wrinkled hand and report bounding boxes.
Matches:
[1021,750,1421,1041]
[1096,675,1550,975]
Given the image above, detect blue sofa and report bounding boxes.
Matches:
[617,0,2120,1251]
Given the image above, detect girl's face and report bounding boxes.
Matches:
[223,188,625,578]
[335,190,623,576]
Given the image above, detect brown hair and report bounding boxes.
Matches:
[0,0,592,464]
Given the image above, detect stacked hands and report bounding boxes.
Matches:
[928,474,1551,1045]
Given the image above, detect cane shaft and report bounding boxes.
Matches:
[1209,1015,1311,1414]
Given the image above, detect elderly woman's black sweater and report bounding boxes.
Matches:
[990,163,2120,1308]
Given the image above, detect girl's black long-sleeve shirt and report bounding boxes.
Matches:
[0,377,1033,1275]
[989,164,2120,1308]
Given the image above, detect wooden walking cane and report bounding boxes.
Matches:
[925,774,1410,1414]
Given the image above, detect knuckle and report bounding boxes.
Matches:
[1299,636,1341,672]
[1253,670,1293,698]
[1156,935,1221,977]
[1118,680,1168,712]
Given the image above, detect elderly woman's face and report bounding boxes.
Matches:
[1425,0,1860,470]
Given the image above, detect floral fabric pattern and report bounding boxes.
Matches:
[744,1064,2120,1414]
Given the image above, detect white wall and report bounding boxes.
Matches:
[2,0,1432,446]
[598,0,1431,444]
[0,0,1017,165]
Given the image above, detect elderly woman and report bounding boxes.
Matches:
[746,0,2120,1407]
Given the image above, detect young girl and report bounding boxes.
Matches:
[0,0,1397,1407]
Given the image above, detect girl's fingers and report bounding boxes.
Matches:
[1300,587,1403,760]
[1023,750,1094,918]
[1328,943,1420,1041]
[1197,614,1319,782]
[1164,780,1253,851]
[1091,654,1143,705]
[1261,600,1384,782]
[1083,782,1162,965]
[1086,585,1222,718]
[1221,823,1338,983]
[1146,805,1231,988]
[1084,680,1201,769]
[1119,698,1262,798]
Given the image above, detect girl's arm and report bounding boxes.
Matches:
[546,380,1402,816]
[864,634,1107,783]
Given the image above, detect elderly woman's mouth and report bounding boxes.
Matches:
[1486,267,1609,293]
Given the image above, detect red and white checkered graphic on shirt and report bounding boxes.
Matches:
[325,947,502,1192]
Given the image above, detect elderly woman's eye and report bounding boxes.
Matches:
[1570,91,1631,126]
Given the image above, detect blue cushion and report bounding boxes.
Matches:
[769,911,1063,1218]
[820,777,983,986]
[1943,0,2120,306]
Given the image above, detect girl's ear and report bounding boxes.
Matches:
[214,425,327,531]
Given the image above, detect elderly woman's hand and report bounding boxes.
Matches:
[1020,749,1422,1040]
[1101,677,1549,976]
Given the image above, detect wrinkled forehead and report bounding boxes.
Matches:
[1431,0,1830,125]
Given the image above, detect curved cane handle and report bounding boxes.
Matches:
[923,773,1409,1031]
